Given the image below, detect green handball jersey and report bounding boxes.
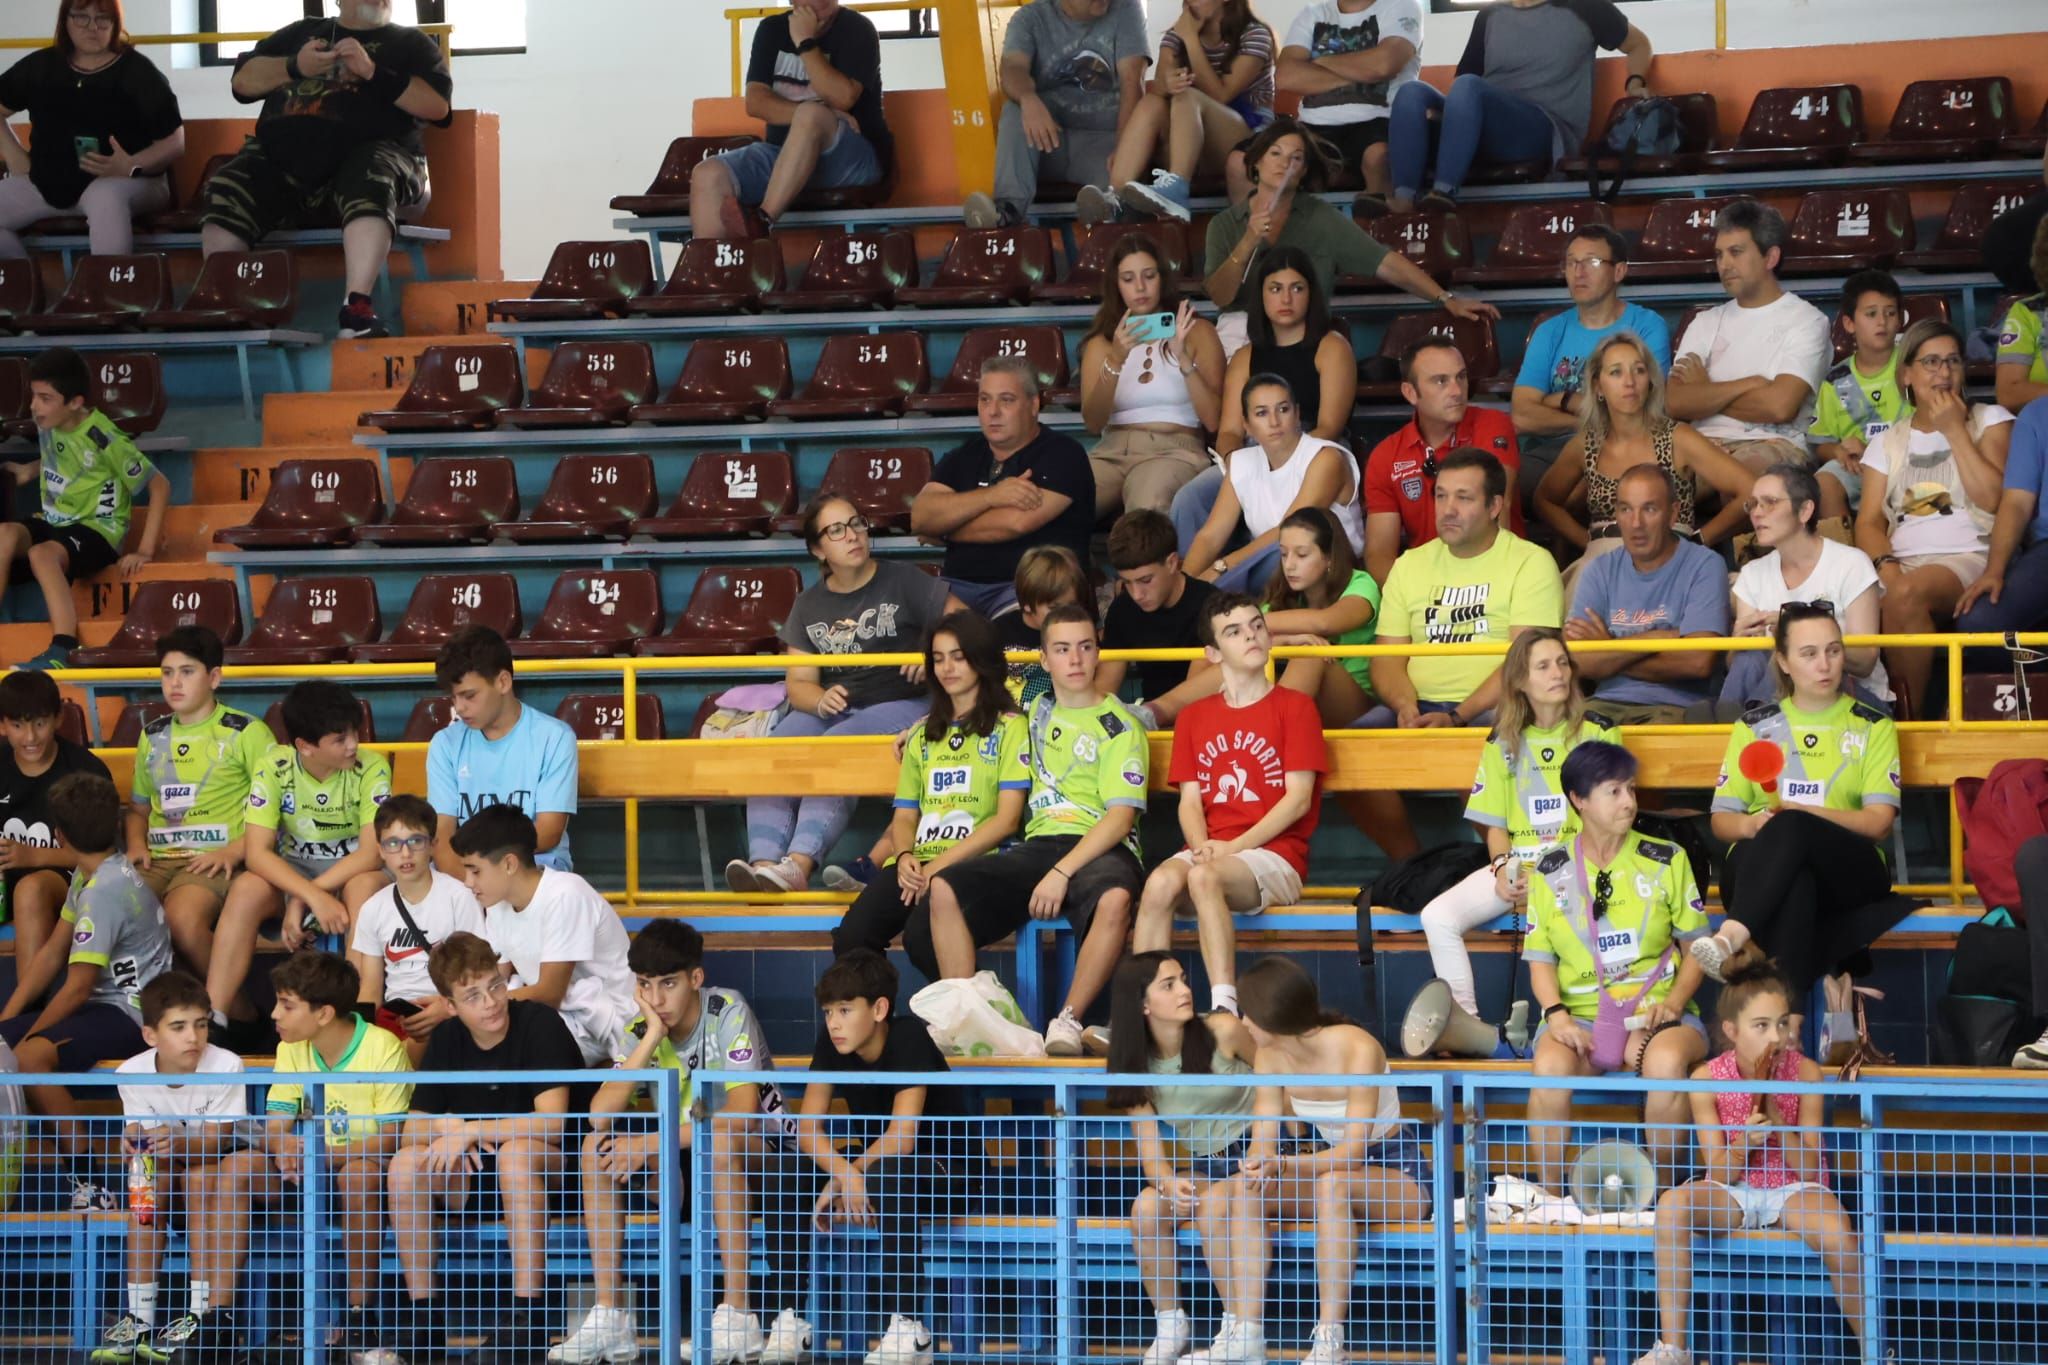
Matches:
[132,706,275,858]
[1463,716,1613,865]
[1523,830,1707,1020]
[893,713,1031,863]
[40,410,156,548]
[1023,695,1149,856]
[1712,695,1901,821]
[611,986,795,1141]
[247,745,393,869]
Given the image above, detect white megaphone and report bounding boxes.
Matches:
[1400,978,1503,1058]
[1569,1140,1659,1215]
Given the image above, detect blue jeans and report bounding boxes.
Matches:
[1170,467,1270,589]
[1390,75,1555,200]
[1955,538,2048,666]
[746,696,931,864]
[1358,700,1493,728]
[942,576,1019,618]
[713,126,882,206]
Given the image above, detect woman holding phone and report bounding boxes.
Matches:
[0,0,185,258]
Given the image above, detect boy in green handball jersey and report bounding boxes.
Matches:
[2,347,169,671]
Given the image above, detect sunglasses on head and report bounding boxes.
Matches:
[1593,868,1613,920]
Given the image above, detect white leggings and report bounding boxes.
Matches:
[0,172,170,258]
[1418,864,1513,1017]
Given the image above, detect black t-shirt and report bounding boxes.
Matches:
[238,19,454,184]
[745,9,892,169]
[413,999,592,1116]
[807,1015,960,1139]
[931,428,1095,585]
[1103,575,1214,700]
[0,736,111,858]
[0,48,183,208]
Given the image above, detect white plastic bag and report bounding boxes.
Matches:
[909,972,1047,1059]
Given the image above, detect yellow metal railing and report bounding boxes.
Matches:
[0,25,456,61]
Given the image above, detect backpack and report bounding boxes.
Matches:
[1955,759,2048,915]
[1932,908,2037,1065]
[1586,96,1682,203]
[1355,843,1494,1033]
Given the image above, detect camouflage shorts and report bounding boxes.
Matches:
[202,136,427,241]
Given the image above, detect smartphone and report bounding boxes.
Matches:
[1126,311,1175,344]
[73,135,101,161]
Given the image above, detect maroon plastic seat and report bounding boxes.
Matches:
[1556,93,1720,177]
[91,352,166,436]
[897,228,1055,307]
[634,565,802,657]
[264,695,376,743]
[766,332,926,420]
[1455,201,1611,287]
[216,459,385,549]
[354,456,520,546]
[634,450,795,539]
[0,257,44,334]
[490,240,655,322]
[72,581,244,667]
[2000,101,2047,159]
[148,154,232,232]
[497,453,658,544]
[110,701,171,749]
[348,573,524,663]
[509,569,663,659]
[143,251,294,331]
[627,237,785,317]
[555,693,668,741]
[0,356,29,439]
[609,136,757,215]
[1830,294,1949,362]
[631,336,791,425]
[400,696,454,743]
[1779,189,1913,275]
[1357,311,1504,401]
[1626,197,1741,282]
[1700,86,1864,171]
[359,345,526,432]
[1897,182,2038,272]
[33,254,169,334]
[56,699,87,747]
[1341,210,1472,291]
[496,341,656,429]
[905,326,1071,416]
[1847,76,2014,164]
[760,231,917,311]
[1032,222,1191,303]
[772,447,932,535]
[227,577,381,665]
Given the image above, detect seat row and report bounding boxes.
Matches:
[0,250,296,337]
[0,350,166,438]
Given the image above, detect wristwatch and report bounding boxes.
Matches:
[1435,290,1455,307]
[795,37,821,55]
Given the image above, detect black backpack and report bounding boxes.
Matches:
[1355,844,1493,1029]
[1587,96,1683,203]
[1932,908,2038,1065]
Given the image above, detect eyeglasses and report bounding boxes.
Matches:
[455,977,509,1009]
[1913,353,1964,371]
[67,11,116,28]
[379,834,431,854]
[1742,493,1789,514]
[1564,256,1612,273]
[819,515,870,541]
[1592,869,1613,920]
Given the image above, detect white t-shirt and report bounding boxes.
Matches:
[1859,407,2014,558]
[482,867,634,1065]
[1226,433,1366,555]
[117,1045,251,1136]
[1677,293,1832,447]
[1282,0,1424,127]
[350,869,488,1003]
[1732,537,1890,698]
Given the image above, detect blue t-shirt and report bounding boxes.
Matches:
[1568,538,1730,709]
[2001,399,2048,544]
[426,702,580,871]
[1515,302,1673,399]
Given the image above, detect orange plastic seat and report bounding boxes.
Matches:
[0,257,44,334]
[72,581,244,667]
[147,154,232,232]
[497,341,656,429]
[555,694,668,741]
[1626,197,1741,282]
[34,254,169,333]
[1699,86,1864,171]
[634,450,795,539]
[760,231,917,311]
[216,460,385,549]
[1556,93,1720,176]
[1778,189,1913,276]
[1342,210,1472,291]
[401,696,454,743]
[1847,76,2014,164]
[92,352,166,436]
[110,701,172,748]
[143,250,295,331]
[264,695,376,743]
[353,456,520,546]
[1357,311,1503,401]
[1455,201,1610,287]
[766,332,926,420]
[510,569,664,659]
[897,228,1055,307]
[349,573,524,663]
[906,326,1071,416]
[1897,182,2038,272]
[631,336,791,425]
[359,345,526,432]
[227,577,382,665]
[627,238,785,317]
[1032,222,1192,303]
[497,453,658,544]
[772,447,931,535]
[609,136,758,216]
[491,240,654,322]
[635,565,802,657]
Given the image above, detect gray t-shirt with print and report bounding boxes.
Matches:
[779,559,951,709]
[1004,0,1150,131]
[1458,0,1629,154]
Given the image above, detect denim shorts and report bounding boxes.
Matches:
[714,125,882,205]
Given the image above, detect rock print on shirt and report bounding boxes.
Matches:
[805,604,901,654]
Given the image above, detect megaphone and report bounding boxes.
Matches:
[1400,978,1502,1058]
[1569,1140,1659,1215]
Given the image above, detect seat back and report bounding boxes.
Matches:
[528,569,663,646]
[670,450,797,520]
[1733,85,1863,150]
[1590,92,1719,155]
[395,345,526,417]
[676,566,803,642]
[529,452,658,523]
[817,446,933,529]
[1787,189,1913,260]
[1362,210,1472,280]
[1062,222,1188,289]
[668,336,792,406]
[56,699,87,747]
[51,254,169,317]
[0,356,27,424]
[0,257,43,317]
[663,237,785,299]
[248,459,385,533]
[98,580,244,651]
[1374,311,1500,379]
[799,332,927,403]
[527,239,653,308]
[790,231,917,295]
[392,456,520,529]
[172,154,234,215]
[179,249,297,327]
[1634,196,1740,264]
[110,701,172,749]
[400,695,455,743]
[244,577,381,650]
[555,693,668,741]
[928,228,1054,292]
[939,325,1070,396]
[386,572,524,646]
[1482,201,1610,270]
[265,695,377,744]
[1881,76,2014,143]
[526,341,657,412]
[1923,182,2034,253]
[639,136,755,195]
[92,352,165,433]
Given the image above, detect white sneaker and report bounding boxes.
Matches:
[1302,1324,1345,1365]
[1185,1316,1265,1365]
[550,1305,638,1364]
[2015,1026,2048,1069]
[862,1315,933,1365]
[753,857,809,894]
[962,192,1001,230]
[1631,1343,1691,1365]
[760,1310,813,1365]
[1044,1009,1085,1057]
[707,1306,764,1364]
[1140,1308,1189,1365]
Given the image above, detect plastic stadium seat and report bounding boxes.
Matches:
[1779,189,1913,275]
[349,573,524,663]
[56,700,87,747]
[110,701,171,749]
[906,326,1071,416]
[354,456,520,547]
[91,352,166,436]
[555,693,667,741]
[0,356,28,438]
[497,453,657,544]
[0,257,43,333]
[1032,221,1190,303]
[761,231,917,311]
[148,153,232,232]
[2000,101,2047,159]
[490,240,654,322]
[216,459,385,549]
[360,345,525,432]
[1357,311,1503,401]
[772,446,931,534]
[1831,294,1949,361]
[264,695,376,743]
[627,238,784,317]
[1454,201,1610,286]
[509,569,663,659]
[1898,183,2038,271]
[496,341,656,429]
[634,565,801,657]
[1557,93,1720,177]
[1627,197,1740,282]
[897,228,1055,307]
[401,696,454,743]
[1342,210,1472,290]
[1700,86,1864,171]
[33,254,169,333]
[609,136,756,215]
[142,250,296,331]
[227,577,381,665]
[634,450,795,539]
[766,332,926,420]
[631,336,791,425]
[1847,76,2014,164]
[72,581,244,667]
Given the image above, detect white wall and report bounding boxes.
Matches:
[0,0,2041,276]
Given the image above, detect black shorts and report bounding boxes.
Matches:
[0,1000,142,1072]
[1308,119,1391,173]
[16,517,120,580]
[202,135,428,242]
[929,835,1143,949]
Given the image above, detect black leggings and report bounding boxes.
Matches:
[832,863,943,980]
[1720,809,1904,994]
[756,1153,966,1321]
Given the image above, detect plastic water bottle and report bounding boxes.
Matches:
[127,1152,156,1226]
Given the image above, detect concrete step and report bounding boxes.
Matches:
[261,389,387,446]
[192,446,405,503]
[329,333,536,393]
[401,279,536,338]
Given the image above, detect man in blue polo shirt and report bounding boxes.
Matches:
[425,626,579,874]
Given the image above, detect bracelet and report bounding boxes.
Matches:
[286,55,304,81]
[1102,358,1123,377]
[1049,867,1070,880]
[1490,853,1513,873]
[1543,1003,1570,1020]
[1626,74,1648,89]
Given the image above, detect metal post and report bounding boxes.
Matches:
[1053,1081,1076,1365]
[661,1067,686,1365]
[300,1085,322,1365]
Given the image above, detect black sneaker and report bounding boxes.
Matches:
[1418,189,1458,214]
[337,298,390,341]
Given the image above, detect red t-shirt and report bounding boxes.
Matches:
[1362,408,1523,548]
[1166,685,1328,879]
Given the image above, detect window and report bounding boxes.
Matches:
[872,7,937,39]
[199,1,525,62]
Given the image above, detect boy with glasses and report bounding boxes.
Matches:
[349,796,484,1056]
